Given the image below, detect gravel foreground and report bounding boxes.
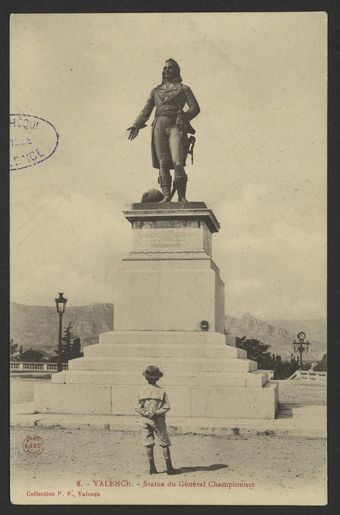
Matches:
[10,425,327,505]
[10,377,327,505]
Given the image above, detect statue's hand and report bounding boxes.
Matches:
[127,126,139,140]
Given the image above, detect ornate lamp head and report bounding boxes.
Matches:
[55,292,67,314]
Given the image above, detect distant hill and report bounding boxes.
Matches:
[225,312,326,361]
[266,318,327,343]
[10,303,113,355]
[10,303,326,361]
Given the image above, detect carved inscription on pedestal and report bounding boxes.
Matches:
[132,227,203,253]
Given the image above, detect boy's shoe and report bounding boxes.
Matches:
[149,460,158,475]
[165,459,178,475]
[166,467,178,475]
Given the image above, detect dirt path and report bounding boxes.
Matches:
[11,426,327,505]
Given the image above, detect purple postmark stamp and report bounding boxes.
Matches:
[10,114,59,171]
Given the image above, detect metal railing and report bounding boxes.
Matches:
[287,369,327,381]
[10,361,68,372]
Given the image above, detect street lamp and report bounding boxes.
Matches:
[55,292,67,372]
[292,331,310,370]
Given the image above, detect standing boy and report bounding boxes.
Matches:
[136,365,176,475]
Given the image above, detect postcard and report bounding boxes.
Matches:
[10,12,327,505]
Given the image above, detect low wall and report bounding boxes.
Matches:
[10,362,68,373]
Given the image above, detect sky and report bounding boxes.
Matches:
[10,12,327,320]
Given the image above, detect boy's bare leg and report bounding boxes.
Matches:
[146,445,158,474]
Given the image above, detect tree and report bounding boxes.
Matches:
[236,337,276,369]
[314,354,327,371]
[10,340,24,361]
[70,337,83,359]
[10,339,20,361]
[53,322,83,362]
[21,348,45,362]
[235,337,299,379]
[63,322,74,362]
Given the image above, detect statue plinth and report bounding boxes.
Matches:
[114,202,225,333]
[34,202,278,420]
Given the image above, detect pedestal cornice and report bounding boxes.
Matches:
[123,202,220,234]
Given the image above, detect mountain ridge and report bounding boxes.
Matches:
[10,303,326,361]
[225,312,326,360]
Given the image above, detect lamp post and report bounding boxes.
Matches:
[55,292,68,372]
[292,331,310,370]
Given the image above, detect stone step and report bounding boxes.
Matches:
[84,342,246,359]
[99,330,230,346]
[52,369,268,387]
[34,382,278,419]
[68,356,257,373]
[276,403,293,419]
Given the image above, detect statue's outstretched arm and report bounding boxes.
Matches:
[183,86,200,121]
[132,89,155,130]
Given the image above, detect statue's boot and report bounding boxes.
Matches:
[159,175,172,202]
[175,174,188,203]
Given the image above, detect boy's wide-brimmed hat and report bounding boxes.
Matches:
[143,365,163,380]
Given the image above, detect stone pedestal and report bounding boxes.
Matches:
[114,202,225,333]
[34,202,278,419]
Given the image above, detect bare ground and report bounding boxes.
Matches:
[11,425,327,505]
[10,377,327,505]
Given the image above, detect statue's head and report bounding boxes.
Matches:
[162,59,182,84]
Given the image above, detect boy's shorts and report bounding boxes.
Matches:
[142,416,171,447]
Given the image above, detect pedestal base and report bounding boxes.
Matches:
[33,203,278,420]
[34,331,278,419]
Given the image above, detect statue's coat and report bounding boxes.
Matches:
[133,83,200,170]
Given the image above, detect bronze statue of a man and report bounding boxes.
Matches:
[128,59,200,203]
